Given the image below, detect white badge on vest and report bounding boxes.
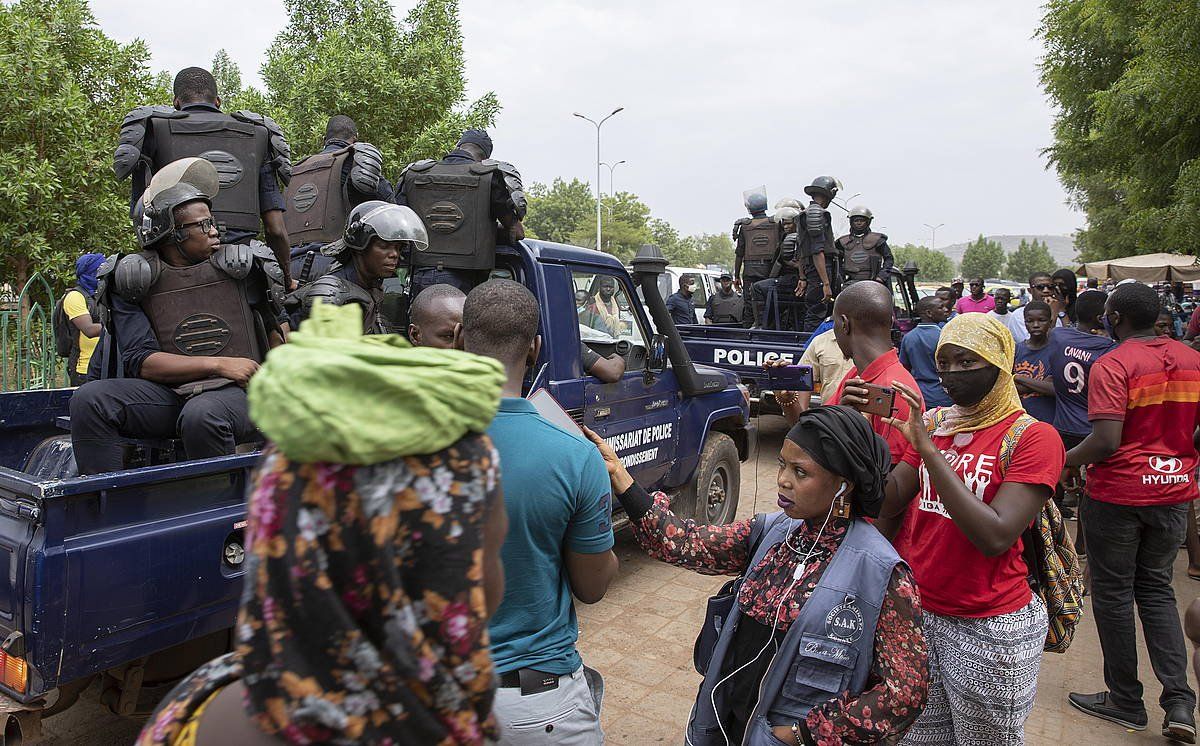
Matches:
[825,595,865,643]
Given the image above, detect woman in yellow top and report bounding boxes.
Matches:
[62,253,105,386]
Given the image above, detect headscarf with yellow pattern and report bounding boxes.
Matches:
[932,312,1025,434]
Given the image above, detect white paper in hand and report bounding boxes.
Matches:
[527,388,584,436]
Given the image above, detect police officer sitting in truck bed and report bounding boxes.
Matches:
[71,158,287,475]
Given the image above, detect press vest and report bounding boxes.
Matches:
[150,110,269,238]
[404,159,497,271]
[284,146,353,246]
[687,516,902,745]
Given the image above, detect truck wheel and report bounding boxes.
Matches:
[676,433,740,525]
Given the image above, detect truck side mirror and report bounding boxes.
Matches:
[648,334,668,373]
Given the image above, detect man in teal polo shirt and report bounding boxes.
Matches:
[461,279,619,744]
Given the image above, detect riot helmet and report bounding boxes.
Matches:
[773,198,802,224]
[325,201,430,256]
[743,186,768,216]
[803,175,840,201]
[848,205,873,220]
[136,157,219,248]
[848,205,873,236]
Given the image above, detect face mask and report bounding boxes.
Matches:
[1102,313,1118,341]
[939,366,1000,407]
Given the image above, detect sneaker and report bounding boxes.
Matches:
[1068,691,1148,731]
[1164,704,1197,743]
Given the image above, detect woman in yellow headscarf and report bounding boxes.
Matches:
[878,312,1066,746]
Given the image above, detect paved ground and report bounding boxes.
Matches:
[33,414,1200,743]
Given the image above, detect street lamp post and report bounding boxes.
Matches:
[923,222,945,252]
[574,108,624,251]
[600,160,626,197]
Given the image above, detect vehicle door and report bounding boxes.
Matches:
[571,269,680,487]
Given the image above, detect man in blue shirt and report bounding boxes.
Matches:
[461,279,618,744]
[1049,290,1114,527]
[1014,301,1057,423]
[667,274,697,326]
[899,296,952,409]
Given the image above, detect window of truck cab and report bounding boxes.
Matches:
[572,270,648,351]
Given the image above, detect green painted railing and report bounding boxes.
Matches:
[1,273,67,391]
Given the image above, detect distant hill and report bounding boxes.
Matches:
[938,235,1077,267]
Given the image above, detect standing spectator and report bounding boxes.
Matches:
[950,278,965,303]
[462,279,619,745]
[1157,309,1179,339]
[935,287,956,318]
[955,278,996,314]
[60,253,105,386]
[900,296,953,409]
[136,301,510,745]
[789,327,854,412]
[667,274,697,326]
[1065,282,1200,741]
[1053,268,1079,324]
[1013,301,1056,423]
[988,288,1029,344]
[880,312,1065,745]
[1048,290,1113,533]
[407,283,465,349]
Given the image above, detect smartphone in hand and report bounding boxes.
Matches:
[764,364,814,392]
[854,383,896,417]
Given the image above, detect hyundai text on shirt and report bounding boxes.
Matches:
[1086,337,1200,506]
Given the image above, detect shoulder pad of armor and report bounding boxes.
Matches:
[211,243,254,280]
[836,233,852,245]
[490,159,527,217]
[114,106,181,179]
[471,160,500,175]
[402,159,436,180]
[112,251,160,302]
[873,231,888,243]
[491,159,522,180]
[248,241,285,281]
[349,142,384,193]
[734,217,752,227]
[303,275,372,310]
[233,109,293,185]
[804,202,826,236]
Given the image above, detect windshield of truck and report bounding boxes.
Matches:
[573,271,648,347]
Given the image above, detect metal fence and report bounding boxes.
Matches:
[1,273,67,392]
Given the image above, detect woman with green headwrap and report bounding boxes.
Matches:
[876,311,1067,745]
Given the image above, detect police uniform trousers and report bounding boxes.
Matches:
[70,378,257,475]
[751,274,801,330]
[739,266,772,327]
[412,267,480,296]
[802,262,837,332]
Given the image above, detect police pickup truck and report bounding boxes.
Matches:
[0,241,753,737]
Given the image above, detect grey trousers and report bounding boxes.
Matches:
[492,665,604,745]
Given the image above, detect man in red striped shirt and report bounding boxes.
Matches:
[1065,282,1200,742]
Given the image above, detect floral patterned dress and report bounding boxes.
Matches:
[631,488,929,745]
[138,435,502,746]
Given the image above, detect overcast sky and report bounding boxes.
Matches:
[91,0,1079,248]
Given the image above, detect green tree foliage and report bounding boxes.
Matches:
[258,0,498,176]
[570,191,652,263]
[1040,0,1200,261]
[1004,238,1055,282]
[523,178,594,243]
[0,0,167,292]
[892,244,956,282]
[959,235,1006,280]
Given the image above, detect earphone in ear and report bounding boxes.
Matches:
[834,481,848,500]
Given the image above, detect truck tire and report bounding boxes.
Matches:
[674,432,740,525]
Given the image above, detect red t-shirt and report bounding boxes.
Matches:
[826,349,923,465]
[1086,337,1200,506]
[897,411,1065,618]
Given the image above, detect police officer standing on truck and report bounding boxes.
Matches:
[798,175,840,332]
[732,188,781,327]
[113,66,296,289]
[284,115,394,286]
[296,201,429,335]
[835,205,893,287]
[70,158,287,475]
[397,129,526,295]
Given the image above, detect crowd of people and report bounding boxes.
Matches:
[40,63,1200,746]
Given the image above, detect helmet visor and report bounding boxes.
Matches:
[359,204,430,250]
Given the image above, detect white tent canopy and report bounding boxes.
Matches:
[1078,253,1200,283]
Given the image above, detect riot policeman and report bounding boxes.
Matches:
[285,115,394,286]
[397,129,526,295]
[835,205,893,286]
[732,188,781,327]
[70,158,287,475]
[704,272,744,326]
[113,66,296,288]
[798,175,840,332]
[295,201,429,335]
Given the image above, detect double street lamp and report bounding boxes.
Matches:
[923,222,945,252]
[573,108,624,251]
[601,160,626,198]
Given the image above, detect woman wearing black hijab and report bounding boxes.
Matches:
[585,406,928,746]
